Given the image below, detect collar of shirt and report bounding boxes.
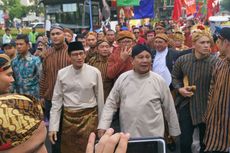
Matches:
[17,52,32,61]
[156,47,168,57]
[72,63,85,74]
[191,50,211,63]
[95,55,108,62]
[132,70,150,78]
[53,43,67,51]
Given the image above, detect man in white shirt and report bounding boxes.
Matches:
[97,44,180,139]
[152,33,180,89]
[2,28,12,44]
[49,41,104,153]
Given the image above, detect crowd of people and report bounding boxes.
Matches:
[0,18,229,153]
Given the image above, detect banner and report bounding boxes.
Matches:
[111,0,116,7]
[117,0,139,6]
[201,0,207,16]
[133,0,154,19]
[172,0,182,21]
[183,0,196,15]
[207,0,220,19]
[117,6,134,24]
[195,1,205,18]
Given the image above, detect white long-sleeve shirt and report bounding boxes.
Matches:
[2,34,12,44]
[98,70,181,138]
[49,64,104,131]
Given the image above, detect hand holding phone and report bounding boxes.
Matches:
[127,137,166,153]
[86,128,130,153]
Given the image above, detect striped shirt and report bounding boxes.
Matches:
[88,55,114,100]
[172,51,219,125]
[203,58,230,152]
[40,44,71,100]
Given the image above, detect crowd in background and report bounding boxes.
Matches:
[0,18,229,153]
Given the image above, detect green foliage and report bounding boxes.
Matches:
[0,28,45,39]
[2,0,26,20]
[1,0,44,21]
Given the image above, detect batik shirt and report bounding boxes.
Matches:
[12,52,42,99]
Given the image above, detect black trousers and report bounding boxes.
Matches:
[179,104,206,153]
[45,100,63,153]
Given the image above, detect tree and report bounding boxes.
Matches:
[1,0,44,21]
[2,0,27,21]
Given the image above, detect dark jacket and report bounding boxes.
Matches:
[152,48,192,90]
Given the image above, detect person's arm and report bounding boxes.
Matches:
[39,59,47,98]
[35,57,42,82]
[106,48,129,79]
[159,79,181,137]
[1,121,47,153]
[171,57,193,97]
[207,61,219,104]
[2,34,6,44]
[94,70,104,119]
[97,78,121,137]
[48,71,64,144]
[11,60,17,93]
[86,128,130,153]
[171,57,184,89]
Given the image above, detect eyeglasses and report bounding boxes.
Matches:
[134,32,140,34]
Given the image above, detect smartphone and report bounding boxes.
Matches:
[126,137,166,153]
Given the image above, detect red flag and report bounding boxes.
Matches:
[183,0,196,15]
[207,0,220,19]
[172,0,182,21]
[111,0,116,7]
